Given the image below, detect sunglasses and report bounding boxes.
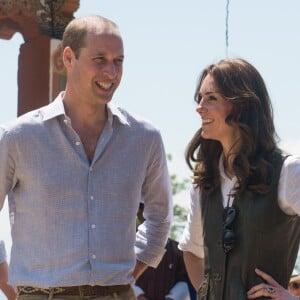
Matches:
[222,205,237,254]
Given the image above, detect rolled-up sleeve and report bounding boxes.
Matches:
[179,186,204,258]
[135,132,173,267]
[278,155,300,216]
[0,240,7,264]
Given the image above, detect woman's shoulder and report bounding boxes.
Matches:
[279,154,300,215]
[282,154,300,172]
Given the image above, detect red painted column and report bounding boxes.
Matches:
[0,0,79,116]
[17,35,51,116]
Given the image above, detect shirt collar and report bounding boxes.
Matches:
[107,102,129,126]
[42,92,129,126]
[42,92,66,121]
[219,153,237,183]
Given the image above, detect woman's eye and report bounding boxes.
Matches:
[208,95,217,101]
[196,95,202,104]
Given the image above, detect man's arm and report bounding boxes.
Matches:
[135,131,173,268]
[132,259,148,280]
[183,251,204,291]
[0,261,17,300]
[0,123,17,300]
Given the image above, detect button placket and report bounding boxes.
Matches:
[88,163,98,264]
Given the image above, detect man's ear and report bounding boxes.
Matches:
[62,47,74,69]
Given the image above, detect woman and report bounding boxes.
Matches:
[179,58,300,299]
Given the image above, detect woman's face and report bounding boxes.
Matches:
[196,74,239,152]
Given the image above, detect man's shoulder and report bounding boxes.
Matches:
[0,104,51,136]
[116,106,161,134]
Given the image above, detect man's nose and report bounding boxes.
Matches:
[103,62,117,78]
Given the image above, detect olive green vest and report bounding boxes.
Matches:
[198,151,300,300]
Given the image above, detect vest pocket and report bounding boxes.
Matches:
[197,274,210,300]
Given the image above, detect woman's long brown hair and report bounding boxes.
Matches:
[186,58,278,196]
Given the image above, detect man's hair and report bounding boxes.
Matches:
[62,15,120,58]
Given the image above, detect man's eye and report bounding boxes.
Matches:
[115,59,123,66]
[94,57,104,63]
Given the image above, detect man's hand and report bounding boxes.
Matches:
[137,295,148,300]
[0,262,17,300]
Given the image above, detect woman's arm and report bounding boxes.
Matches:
[183,251,204,291]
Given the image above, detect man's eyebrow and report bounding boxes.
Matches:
[92,51,124,57]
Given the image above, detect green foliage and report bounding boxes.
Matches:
[170,174,190,196]
[167,154,190,241]
[168,153,190,195]
[170,204,188,241]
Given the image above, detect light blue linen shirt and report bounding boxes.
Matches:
[0,93,173,287]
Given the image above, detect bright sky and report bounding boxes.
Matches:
[0,1,300,294]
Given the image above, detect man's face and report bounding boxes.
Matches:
[67,29,124,106]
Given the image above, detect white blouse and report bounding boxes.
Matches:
[179,155,300,258]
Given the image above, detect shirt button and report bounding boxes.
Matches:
[91,224,96,229]
[75,141,80,146]
[90,196,94,200]
[92,255,96,259]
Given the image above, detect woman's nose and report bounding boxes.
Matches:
[196,100,206,114]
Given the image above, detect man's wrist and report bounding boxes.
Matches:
[0,241,7,264]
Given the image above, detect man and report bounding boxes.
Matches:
[0,15,172,300]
